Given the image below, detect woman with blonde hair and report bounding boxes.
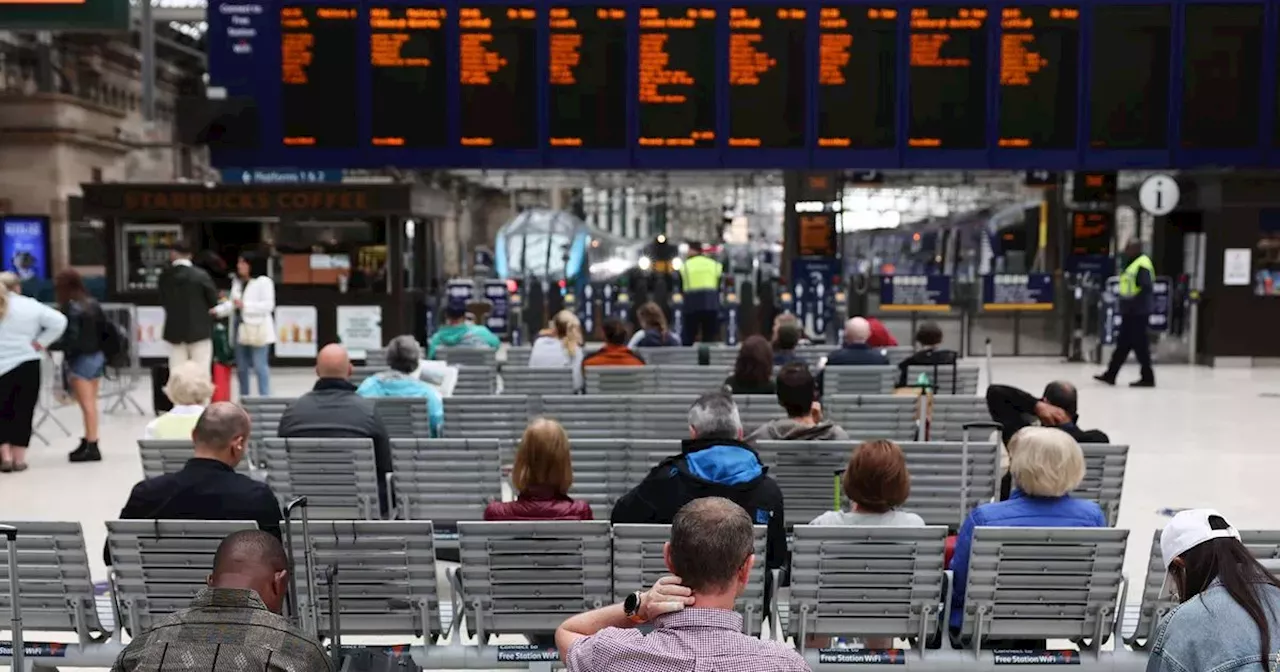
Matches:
[527,310,585,391]
[0,281,66,472]
[142,361,214,440]
[484,417,592,521]
[947,426,1105,636]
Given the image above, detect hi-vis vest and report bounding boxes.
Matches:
[680,255,722,293]
[1118,254,1154,297]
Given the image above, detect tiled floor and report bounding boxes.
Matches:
[2,358,1277,668]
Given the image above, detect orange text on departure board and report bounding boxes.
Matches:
[817,7,895,147]
[908,7,985,147]
[370,7,444,146]
[549,6,624,146]
[727,7,803,147]
[459,6,533,146]
[638,7,715,146]
[281,6,355,145]
[998,7,1075,147]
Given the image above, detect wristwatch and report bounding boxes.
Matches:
[623,590,646,623]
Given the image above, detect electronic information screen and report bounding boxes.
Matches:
[458,6,538,148]
[727,6,807,148]
[281,5,358,146]
[998,6,1079,149]
[548,7,628,148]
[816,7,898,148]
[1180,4,1262,148]
[637,6,717,147]
[1089,5,1171,149]
[908,6,988,149]
[369,6,447,147]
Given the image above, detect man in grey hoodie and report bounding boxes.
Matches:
[747,363,849,441]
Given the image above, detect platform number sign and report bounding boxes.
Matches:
[1138,174,1180,216]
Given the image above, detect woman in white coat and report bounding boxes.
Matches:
[214,251,275,395]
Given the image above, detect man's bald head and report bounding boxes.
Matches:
[192,402,251,464]
[844,317,872,345]
[316,343,352,380]
[209,530,290,613]
[1042,380,1078,417]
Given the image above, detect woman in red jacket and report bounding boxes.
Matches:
[484,418,593,521]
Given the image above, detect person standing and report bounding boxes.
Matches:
[214,251,275,396]
[159,240,219,372]
[1096,240,1156,388]
[0,282,66,472]
[678,242,723,345]
[54,270,107,463]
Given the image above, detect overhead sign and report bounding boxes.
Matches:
[1138,174,1180,216]
[0,0,128,29]
[880,275,952,312]
[1072,172,1117,204]
[221,168,342,185]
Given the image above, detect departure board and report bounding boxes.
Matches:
[280,5,358,146]
[998,6,1079,149]
[1181,4,1262,148]
[908,6,988,149]
[1089,5,1170,149]
[548,7,627,148]
[816,7,898,149]
[370,7,447,147]
[727,6,806,148]
[638,6,716,147]
[1071,210,1113,256]
[458,6,537,148]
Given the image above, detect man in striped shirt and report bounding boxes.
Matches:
[556,497,810,671]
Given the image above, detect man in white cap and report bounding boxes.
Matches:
[1146,509,1280,672]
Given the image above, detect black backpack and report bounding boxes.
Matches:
[97,311,130,369]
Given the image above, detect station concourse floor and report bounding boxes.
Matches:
[1,357,1277,669]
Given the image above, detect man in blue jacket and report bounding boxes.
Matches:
[825,317,890,366]
[610,392,786,572]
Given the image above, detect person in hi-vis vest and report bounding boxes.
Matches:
[1096,241,1156,388]
[679,242,723,345]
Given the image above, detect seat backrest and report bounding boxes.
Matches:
[823,366,896,395]
[628,395,700,439]
[635,346,696,366]
[138,440,251,480]
[453,365,498,396]
[262,438,381,519]
[897,440,1000,527]
[363,348,388,368]
[349,366,380,388]
[654,365,732,395]
[241,396,296,444]
[502,345,532,366]
[612,524,769,635]
[825,395,919,441]
[290,520,441,639]
[390,439,502,525]
[439,347,497,368]
[107,520,258,635]
[584,366,654,395]
[959,527,1128,643]
[0,521,104,640]
[442,395,529,440]
[503,367,575,395]
[374,397,432,439]
[755,440,856,526]
[903,363,980,395]
[458,521,612,636]
[737,394,783,434]
[884,346,917,366]
[567,439,652,520]
[925,395,990,442]
[790,525,947,640]
[706,346,739,367]
[1075,444,1128,526]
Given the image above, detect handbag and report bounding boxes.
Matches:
[237,320,271,347]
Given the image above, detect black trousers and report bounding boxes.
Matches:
[1104,315,1155,383]
[682,310,720,345]
[0,359,42,447]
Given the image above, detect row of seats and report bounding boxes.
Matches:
[8,519,1278,669]
[240,393,990,445]
[137,437,1127,528]
[495,344,921,368]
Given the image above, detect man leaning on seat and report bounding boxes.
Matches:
[110,530,332,672]
[558,497,810,671]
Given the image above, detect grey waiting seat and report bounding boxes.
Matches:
[349,366,381,388]
[738,394,785,433]
[904,363,981,395]
[823,366,897,395]
[957,527,1128,648]
[926,396,992,441]
[755,440,854,525]
[584,366,654,395]
[656,365,732,395]
[0,521,108,645]
[241,396,295,445]
[898,440,1000,527]
[138,439,248,479]
[612,524,769,636]
[1076,444,1128,526]
[824,394,920,441]
[501,345,532,366]
[374,397,433,438]
[789,525,948,645]
[107,520,258,635]
[454,365,498,396]
[884,346,917,366]
[503,366,575,395]
[569,439,677,519]
[363,348,388,368]
[262,438,381,519]
[706,346,740,367]
[289,520,442,642]
[389,439,502,525]
[439,347,498,368]
[540,395,636,439]
[442,395,529,440]
[457,521,612,639]
[634,346,695,365]
[1127,529,1280,648]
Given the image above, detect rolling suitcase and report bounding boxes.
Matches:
[2,524,24,672]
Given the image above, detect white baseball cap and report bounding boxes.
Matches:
[1160,509,1240,569]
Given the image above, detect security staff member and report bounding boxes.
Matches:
[1096,241,1156,388]
[679,242,723,344]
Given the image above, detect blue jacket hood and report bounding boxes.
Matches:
[680,438,764,486]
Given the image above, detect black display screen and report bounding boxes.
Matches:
[1071,210,1113,256]
[369,7,447,147]
[458,6,537,148]
[907,6,989,149]
[816,7,898,148]
[637,6,716,147]
[548,7,627,148]
[727,6,807,148]
[280,5,358,147]
[1089,5,1170,149]
[998,6,1079,149]
[1180,4,1262,148]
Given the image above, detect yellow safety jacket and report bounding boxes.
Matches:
[679,254,723,310]
[1119,254,1154,297]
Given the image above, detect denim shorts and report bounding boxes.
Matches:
[66,351,106,381]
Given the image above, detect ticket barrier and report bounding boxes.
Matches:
[671,292,684,339]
